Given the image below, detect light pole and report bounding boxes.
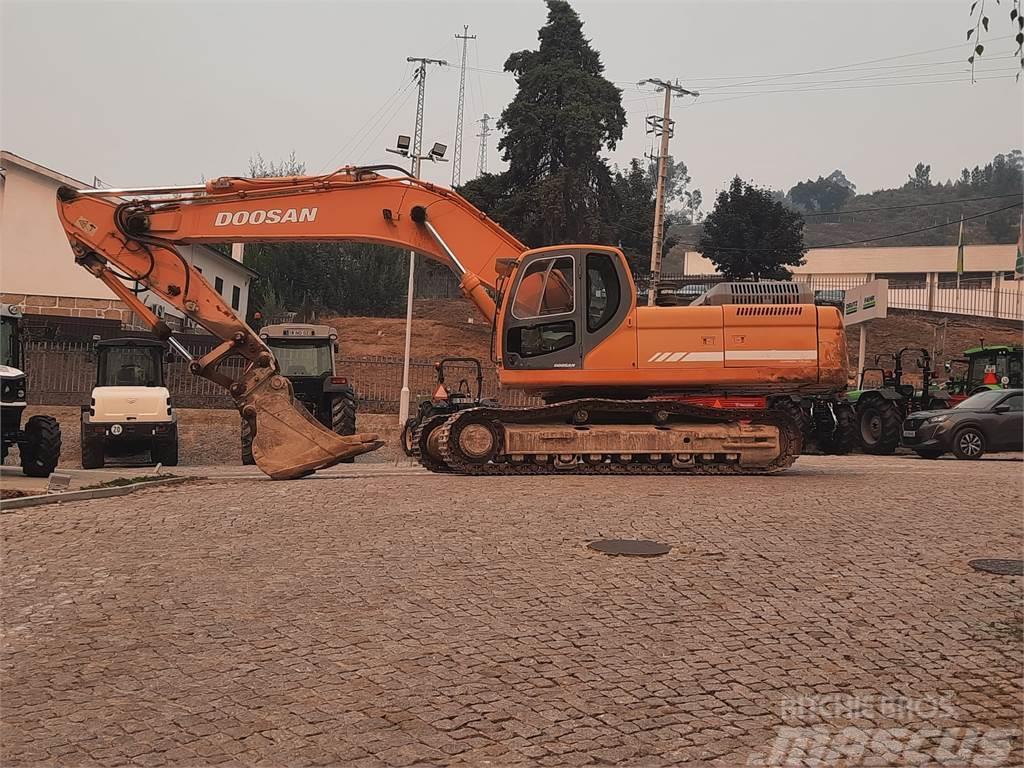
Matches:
[386,135,448,429]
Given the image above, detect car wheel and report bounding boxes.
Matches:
[914,449,944,460]
[952,427,985,460]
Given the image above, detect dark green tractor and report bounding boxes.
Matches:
[241,323,357,465]
[944,344,1023,404]
[848,347,949,454]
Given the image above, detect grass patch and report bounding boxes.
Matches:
[80,474,180,491]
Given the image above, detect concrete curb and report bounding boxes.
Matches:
[0,476,192,513]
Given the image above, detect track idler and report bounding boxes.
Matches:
[242,374,382,480]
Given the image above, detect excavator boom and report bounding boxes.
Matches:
[55,167,525,479]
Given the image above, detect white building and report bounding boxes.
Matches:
[675,243,1022,320]
[0,151,256,330]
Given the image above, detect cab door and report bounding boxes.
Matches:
[500,247,631,373]
[501,251,583,371]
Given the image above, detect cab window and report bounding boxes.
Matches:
[512,256,575,319]
[506,320,576,358]
[586,252,620,332]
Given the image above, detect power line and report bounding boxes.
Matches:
[659,34,1017,94]
[673,201,1023,253]
[800,193,1024,218]
[467,36,1017,90]
[663,73,1015,112]
[317,73,413,172]
[352,84,418,164]
[696,63,1018,93]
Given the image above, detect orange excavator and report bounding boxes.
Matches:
[55,165,848,479]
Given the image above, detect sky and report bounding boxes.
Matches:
[2,0,1022,207]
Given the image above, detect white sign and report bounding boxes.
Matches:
[842,279,888,326]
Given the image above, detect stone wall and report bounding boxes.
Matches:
[0,293,157,329]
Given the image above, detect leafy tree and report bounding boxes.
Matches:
[461,0,626,246]
[788,170,856,213]
[905,162,933,190]
[698,176,806,280]
[607,157,690,272]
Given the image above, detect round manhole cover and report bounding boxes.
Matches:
[968,559,1024,576]
[588,539,671,557]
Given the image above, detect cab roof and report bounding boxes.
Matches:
[95,337,166,349]
[963,345,1022,356]
[259,323,337,340]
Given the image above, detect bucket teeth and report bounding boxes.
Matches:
[245,375,383,480]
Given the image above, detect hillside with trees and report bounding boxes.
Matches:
[672,150,1023,257]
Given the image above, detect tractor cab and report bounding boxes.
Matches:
[943,345,1022,404]
[81,338,177,469]
[1,305,23,371]
[240,324,357,465]
[964,345,1021,391]
[258,324,346,417]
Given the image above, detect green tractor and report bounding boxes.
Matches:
[943,343,1023,405]
[241,323,357,465]
[848,347,950,454]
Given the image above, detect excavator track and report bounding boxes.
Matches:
[431,399,803,476]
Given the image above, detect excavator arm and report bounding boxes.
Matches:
[55,166,527,479]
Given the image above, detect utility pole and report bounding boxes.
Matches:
[476,113,492,176]
[452,26,476,188]
[639,78,698,306]
[398,56,447,429]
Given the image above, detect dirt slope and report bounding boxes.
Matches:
[324,299,491,361]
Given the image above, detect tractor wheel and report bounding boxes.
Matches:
[816,402,857,455]
[952,427,986,460]
[152,436,179,467]
[331,391,358,463]
[772,398,808,443]
[240,417,255,466]
[81,433,105,470]
[856,397,902,455]
[400,419,418,457]
[21,415,62,477]
[915,449,944,459]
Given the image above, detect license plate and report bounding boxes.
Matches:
[902,429,916,438]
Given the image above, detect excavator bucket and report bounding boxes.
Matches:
[245,374,383,480]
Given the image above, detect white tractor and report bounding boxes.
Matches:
[81,337,178,469]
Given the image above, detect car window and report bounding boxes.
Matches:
[954,390,1007,410]
[1001,393,1023,412]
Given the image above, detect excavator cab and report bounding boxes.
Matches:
[498,247,631,373]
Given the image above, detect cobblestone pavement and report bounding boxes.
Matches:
[2,455,1021,766]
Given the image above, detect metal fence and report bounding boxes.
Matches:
[23,341,541,413]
